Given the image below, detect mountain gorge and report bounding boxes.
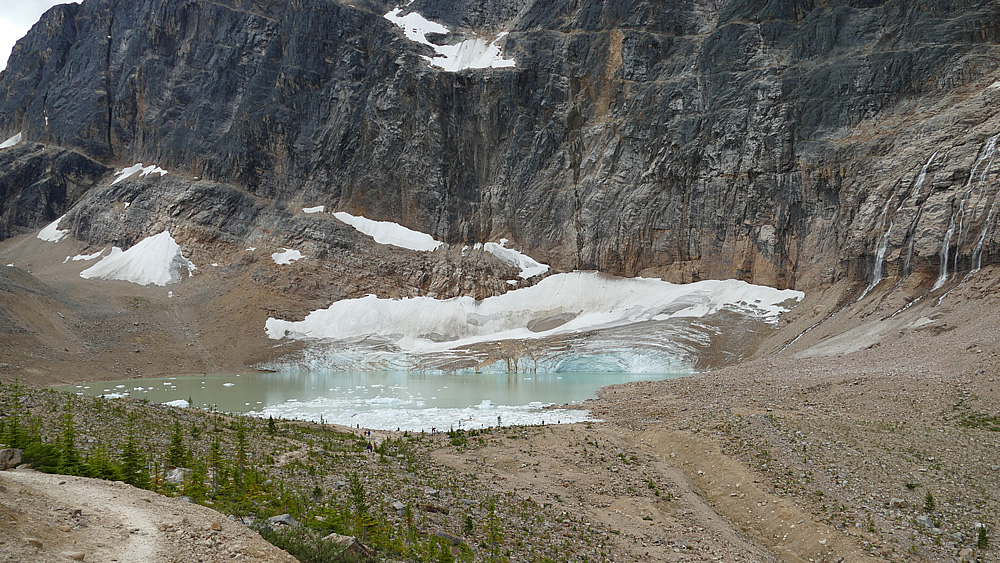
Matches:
[2,0,1000,294]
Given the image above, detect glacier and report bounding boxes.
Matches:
[265,272,803,373]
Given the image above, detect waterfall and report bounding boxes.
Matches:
[899,151,938,211]
[901,151,938,275]
[933,213,955,291]
[968,134,1000,272]
[873,222,893,286]
[931,134,998,289]
[858,201,893,300]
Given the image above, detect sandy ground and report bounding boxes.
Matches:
[0,469,296,562]
[2,230,999,561]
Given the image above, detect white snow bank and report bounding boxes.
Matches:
[0,132,22,149]
[481,238,549,279]
[266,272,804,353]
[79,230,196,286]
[384,8,515,71]
[164,399,189,408]
[303,205,325,214]
[272,248,304,265]
[112,163,168,185]
[71,250,105,261]
[333,211,443,251]
[37,215,69,242]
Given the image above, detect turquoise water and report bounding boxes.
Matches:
[59,370,685,431]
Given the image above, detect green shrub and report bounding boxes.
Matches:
[22,442,61,473]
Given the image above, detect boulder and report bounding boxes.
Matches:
[321,532,376,561]
[0,448,22,470]
[266,514,299,528]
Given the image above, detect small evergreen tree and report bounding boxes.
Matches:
[924,492,935,512]
[87,448,124,481]
[22,442,61,472]
[119,436,151,489]
[58,406,89,477]
[167,421,189,467]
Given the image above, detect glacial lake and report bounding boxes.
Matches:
[59,370,685,431]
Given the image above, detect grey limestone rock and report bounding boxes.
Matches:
[1,0,1000,290]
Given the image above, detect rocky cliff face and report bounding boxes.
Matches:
[2,0,1000,293]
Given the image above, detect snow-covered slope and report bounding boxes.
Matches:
[79,231,195,286]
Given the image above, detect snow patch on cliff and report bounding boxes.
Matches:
[272,248,305,265]
[80,231,195,286]
[384,7,515,71]
[480,239,549,279]
[303,205,325,214]
[0,132,22,149]
[38,215,69,242]
[333,211,443,251]
[112,163,168,185]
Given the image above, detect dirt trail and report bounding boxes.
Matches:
[0,469,296,562]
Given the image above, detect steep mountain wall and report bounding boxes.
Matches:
[2,0,1000,291]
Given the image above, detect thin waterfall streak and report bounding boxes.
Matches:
[902,151,938,211]
[933,216,955,291]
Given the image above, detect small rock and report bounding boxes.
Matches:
[266,514,299,528]
[62,552,85,561]
[392,501,406,511]
[423,487,440,498]
[164,467,191,485]
[26,537,42,548]
[59,524,72,532]
[959,548,974,562]
[890,498,907,509]
[210,520,222,531]
[916,515,934,529]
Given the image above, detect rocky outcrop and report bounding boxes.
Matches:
[2,0,1000,291]
[0,143,108,240]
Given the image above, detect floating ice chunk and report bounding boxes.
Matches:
[37,215,69,242]
[272,248,304,264]
[333,211,443,251]
[80,230,196,286]
[484,238,549,279]
[384,7,515,71]
[164,399,189,408]
[223,382,235,387]
[0,132,22,149]
[303,205,325,214]
[100,392,129,399]
[112,163,168,185]
[265,272,805,353]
